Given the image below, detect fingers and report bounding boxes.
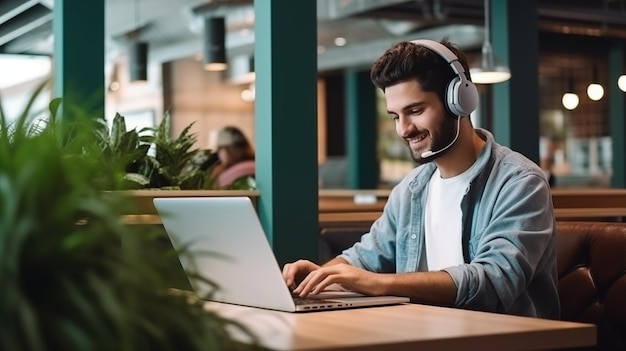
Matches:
[282,260,319,291]
[284,262,364,297]
[282,262,297,290]
[293,266,340,297]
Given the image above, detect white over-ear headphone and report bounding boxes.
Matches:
[411,39,479,118]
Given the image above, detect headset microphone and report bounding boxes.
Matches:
[406,39,478,160]
[420,116,462,159]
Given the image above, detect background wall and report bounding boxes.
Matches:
[164,56,255,151]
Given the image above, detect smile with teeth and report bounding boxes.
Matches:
[407,133,428,144]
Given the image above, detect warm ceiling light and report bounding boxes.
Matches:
[618,75,626,92]
[228,54,254,84]
[129,0,148,82]
[203,17,227,71]
[470,58,512,84]
[562,75,578,110]
[110,81,120,91]
[129,42,148,82]
[469,0,511,84]
[562,93,579,110]
[586,65,604,101]
[334,37,347,47]
[240,83,255,102]
[587,83,604,101]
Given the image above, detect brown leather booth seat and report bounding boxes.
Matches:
[556,221,626,351]
[319,221,626,351]
[319,226,368,264]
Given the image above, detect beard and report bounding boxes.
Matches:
[409,116,459,165]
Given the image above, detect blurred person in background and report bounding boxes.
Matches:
[207,126,255,189]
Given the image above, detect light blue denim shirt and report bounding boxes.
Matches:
[339,129,560,319]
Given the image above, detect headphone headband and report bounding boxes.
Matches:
[409,39,479,117]
[411,40,462,69]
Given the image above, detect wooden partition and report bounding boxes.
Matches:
[120,189,385,226]
[318,189,389,227]
[318,188,626,226]
[118,187,626,226]
[116,190,260,224]
[551,188,626,220]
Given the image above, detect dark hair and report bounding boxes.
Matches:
[216,126,245,146]
[370,38,472,110]
[216,126,255,165]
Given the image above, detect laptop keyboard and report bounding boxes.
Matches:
[292,296,336,305]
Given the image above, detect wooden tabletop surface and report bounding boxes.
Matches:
[206,302,596,351]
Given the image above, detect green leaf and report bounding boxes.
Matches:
[1,91,257,350]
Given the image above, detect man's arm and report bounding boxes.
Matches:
[379,270,457,306]
[321,256,349,267]
[296,258,457,306]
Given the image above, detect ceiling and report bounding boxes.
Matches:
[1,0,626,72]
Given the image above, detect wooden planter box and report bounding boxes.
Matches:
[110,190,260,225]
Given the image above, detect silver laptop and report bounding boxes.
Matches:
[153,196,409,312]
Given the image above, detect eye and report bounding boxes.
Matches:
[409,108,423,115]
[389,114,399,121]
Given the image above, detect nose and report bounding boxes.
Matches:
[396,115,416,139]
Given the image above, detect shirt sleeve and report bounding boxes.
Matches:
[338,185,403,273]
[443,172,556,313]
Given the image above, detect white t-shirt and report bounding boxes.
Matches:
[423,167,472,271]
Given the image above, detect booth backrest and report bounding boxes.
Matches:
[556,221,626,351]
[319,226,368,264]
[319,221,626,351]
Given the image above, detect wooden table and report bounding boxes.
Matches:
[206,302,596,351]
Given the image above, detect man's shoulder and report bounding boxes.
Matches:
[476,128,537,170]
[493,145,543,175]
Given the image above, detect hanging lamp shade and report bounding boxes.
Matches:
[129,41,148,81]
[228,54,255,84]
[469,0,511,84]
[203,17,227,71]
[470,41,511,84]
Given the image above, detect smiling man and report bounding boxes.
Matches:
[283,39,560,319]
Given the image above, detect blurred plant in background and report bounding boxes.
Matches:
[0,82,259,350]
[95,109,255,190]
[94,110,213,190]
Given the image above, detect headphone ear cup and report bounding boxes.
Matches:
[447,77,479,117]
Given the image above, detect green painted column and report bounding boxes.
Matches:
[609,43,626,188]
[491,0,540,163]
[53,0,105,121]
[345,69,379,189]
[254,0,318,266]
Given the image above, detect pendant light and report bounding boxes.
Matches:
[586,64,604,101]
[618,74,626,92]
[469,0,511,84]
[129,0,148,82]
[562,74,579,111]
[129,42,148,82]
[203,17,227,71]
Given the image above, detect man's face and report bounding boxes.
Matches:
[384,80,457,164]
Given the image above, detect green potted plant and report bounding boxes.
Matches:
[93,111,213,190]
[0,84,260,350]
[93,109,256,191]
